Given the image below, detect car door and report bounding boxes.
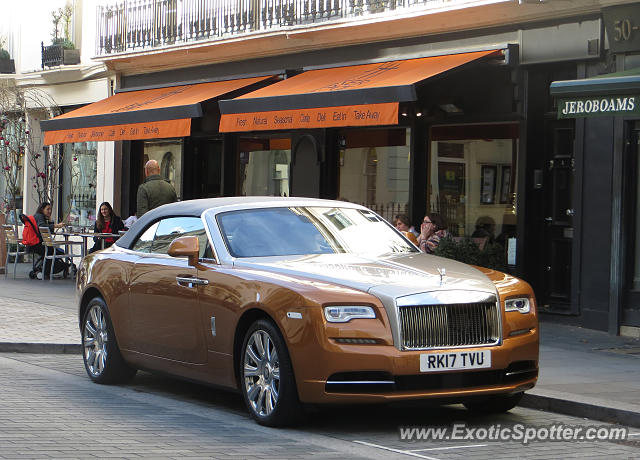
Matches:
[128,216,208,363]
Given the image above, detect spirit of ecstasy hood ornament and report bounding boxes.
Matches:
[437,267,447,285]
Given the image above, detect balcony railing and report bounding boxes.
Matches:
[42,43,82,68]
[42,43,65,67]
[96,0,478,55]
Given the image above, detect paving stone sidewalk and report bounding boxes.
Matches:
[0,296,80,353]
[1,261,640,427]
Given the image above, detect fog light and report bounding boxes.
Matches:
[334,338,378,344]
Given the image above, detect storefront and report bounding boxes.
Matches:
[49,45,518,270]
[217,48,518,229]
[41,44,523,293]
[550,68,640,336]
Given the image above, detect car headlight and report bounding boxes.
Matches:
[324,305,376,323]
[505,297,531,314]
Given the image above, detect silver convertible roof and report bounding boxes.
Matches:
[116,196,366,248]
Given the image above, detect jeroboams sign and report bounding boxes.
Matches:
[558,95,639,118]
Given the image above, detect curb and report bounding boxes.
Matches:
[0,342,81,354]
[521,393,640,428]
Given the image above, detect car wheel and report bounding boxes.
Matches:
[81,297,136,384]
[240,319,302,427]
[463,392,524,414]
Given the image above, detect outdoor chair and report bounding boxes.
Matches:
[2,224,27,279]
[38,227,82,282]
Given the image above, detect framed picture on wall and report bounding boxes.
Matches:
[480,165,497,204]
[499,166,512,204]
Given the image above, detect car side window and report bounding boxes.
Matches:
[131,222,159,253]
[150,216,210,258]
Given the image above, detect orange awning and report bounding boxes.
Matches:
[41,76,274,145]
[219,49,502,132]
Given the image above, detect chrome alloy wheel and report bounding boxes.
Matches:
[83,304,109,377]
[243,329,280,417]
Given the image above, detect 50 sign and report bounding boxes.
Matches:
[603,6,640,53]
[613,18,639,42]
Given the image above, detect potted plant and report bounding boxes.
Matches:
[54,38,80,65]
[43,5,79,67]
[0,36,15,74]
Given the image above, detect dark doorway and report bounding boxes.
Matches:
[291,134,321,198]
[541,121,577,313]
[624,121,640,327]
[123,140,145,218]
[183,138,223,200]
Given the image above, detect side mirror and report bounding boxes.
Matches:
[168,236,199,266]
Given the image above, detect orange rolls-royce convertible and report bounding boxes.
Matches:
[77,197,538,426]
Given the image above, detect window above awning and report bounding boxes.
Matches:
[218,49,503,132]
[41,75,275,145]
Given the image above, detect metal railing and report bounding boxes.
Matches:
[363,201,408,224]
[42,43,65,67]
[96,0,475,55]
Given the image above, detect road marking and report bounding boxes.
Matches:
[628,433,640,437]
[353,440,440,460]
[410,444,488,452]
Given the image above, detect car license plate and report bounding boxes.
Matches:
[420,350,491,372]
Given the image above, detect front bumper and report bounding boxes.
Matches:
[292,329,539,404]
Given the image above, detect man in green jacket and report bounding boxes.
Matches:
[136,160,178,217]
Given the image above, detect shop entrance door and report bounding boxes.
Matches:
[183,138,223,200]
[624,121,640,327]
[291,134,320,198]
[541,123,577,313]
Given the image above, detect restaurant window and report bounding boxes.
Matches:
[63,142,97,230]
[430,124,519,263]
[238,137,291,197]
[144,139,183,199]
[337,128,410,222]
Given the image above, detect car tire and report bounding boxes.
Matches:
[240,319,302,427]
[81,297,136,384]
[463,392,524,414]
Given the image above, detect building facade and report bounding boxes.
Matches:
[549,2,640,336]
[5,0,640,336]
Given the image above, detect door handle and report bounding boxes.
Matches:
[176,276,209,288]
[544,217,553,223]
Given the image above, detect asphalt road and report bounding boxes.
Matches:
[2,353,639,459]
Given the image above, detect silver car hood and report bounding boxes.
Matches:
[234,253,500,349]
[233,252,497,300]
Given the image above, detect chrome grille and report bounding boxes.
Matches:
[398,302,500,349]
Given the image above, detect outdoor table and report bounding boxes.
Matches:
[59,232,120,258]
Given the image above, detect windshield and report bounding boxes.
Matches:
[217,206,418,258]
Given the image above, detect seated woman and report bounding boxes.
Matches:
[417,213,449,254]
[394,213,419,238]
[89,202,125,253]
[31,201,70,278]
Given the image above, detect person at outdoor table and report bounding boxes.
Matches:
[136,159,177,217]
[33,201,70,278]
[417,213,449,254]
[34,201,66,233]
[394,213,419,238]
[89,202,125,253]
